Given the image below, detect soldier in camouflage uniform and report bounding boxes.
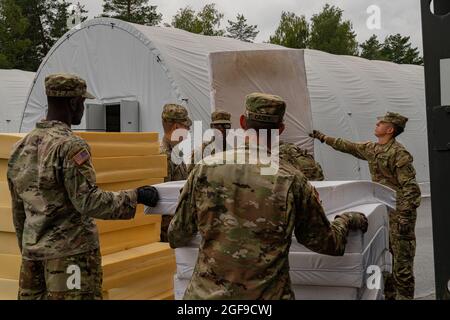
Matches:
[168,92,368,300]
[279,142,325,181]
[160,103,192,242]
[188,110,232,174]
[310,111,421,300]
[7,74,159,300]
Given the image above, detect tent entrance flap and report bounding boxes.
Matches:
[208,49,314,155]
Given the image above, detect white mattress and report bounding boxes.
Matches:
[291,203,389,254]
[175,226,391,288]
[292,284,384,300]
[150,180,395,299]
[145,180,396,216]
[173,275,385,300]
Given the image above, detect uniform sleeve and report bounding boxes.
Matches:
[186,149,196,175]
[164,155,173,182]
[7,179,25,251]
[62,139,138,220]
[168,168,198,248]
[293,174,351,256]
[395,151,421,213]
[324,136,371,161]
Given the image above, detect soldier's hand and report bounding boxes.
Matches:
[137,186,159,207]
[335,212,368,233]
[309,130,326,143]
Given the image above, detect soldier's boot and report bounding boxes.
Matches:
[160,215,173,242]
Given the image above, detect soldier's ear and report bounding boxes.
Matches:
[240,115,247,130]
[69,97,78,111]
[386,124,395,135]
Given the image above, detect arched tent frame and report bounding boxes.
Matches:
[0,69,35,133]
[20,18,281,133]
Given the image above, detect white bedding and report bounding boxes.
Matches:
[146,180,394,300]
[145,180,396,216]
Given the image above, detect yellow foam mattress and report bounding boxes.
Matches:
[0,232,20,255]
[0,278,18,300]
[93,155,167,184]
[0,134,25,159]
[0,254,21,280]
[102,242,175,290]
[99,224,160,256]
[0,206,13,233]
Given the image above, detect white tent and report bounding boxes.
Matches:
[0,69,35,133]
[304,50,428,194]
[20,18,429,192]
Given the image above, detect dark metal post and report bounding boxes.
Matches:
[421,0,450,300]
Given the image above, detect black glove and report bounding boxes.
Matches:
[309,130,326,143]
[137,186,159,207]
[335,212,368,233]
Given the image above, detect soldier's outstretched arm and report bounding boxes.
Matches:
[310,130,370,160]
[293,174,367,256]
[323,136,371,161]
[168,168,198,249]
[63,139,138,220]
[7,179,25,251]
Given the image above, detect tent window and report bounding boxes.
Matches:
[106,104,121,132]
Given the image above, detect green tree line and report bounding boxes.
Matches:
[0,1,422,72]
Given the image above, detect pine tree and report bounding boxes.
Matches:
[171,3,225,36]
[0,0,32,69]
[102,0,162,26]
[269,11,309,49]
[226,14,259,42]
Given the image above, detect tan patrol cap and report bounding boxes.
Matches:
[45,73,95,99]
[377,111,408,129]
[161,104,192,127]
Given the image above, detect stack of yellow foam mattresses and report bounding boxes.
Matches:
[0,132,175,300]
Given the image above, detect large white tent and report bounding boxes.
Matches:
[20,18,428,192]
[0,69,35,133]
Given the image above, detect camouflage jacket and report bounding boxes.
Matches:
[187,140,212,175]
[324,137,421,213]
[279,141,325,181]
[160,137,188,182]
[168,144,355,300]
[7,120,137,260]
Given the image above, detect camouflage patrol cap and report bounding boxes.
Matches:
[211,110,231,125]
[45,73,95,99]
[162,104,192,127]
[245,92,286,123]
[377,111,408,129]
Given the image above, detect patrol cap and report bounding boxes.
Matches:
[45,73,95,99]
[245,93,286,124]
[161,103,192,127]
[211,110,231,125]
[377,111,408,129]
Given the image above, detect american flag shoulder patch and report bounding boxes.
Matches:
[73,149,90,166]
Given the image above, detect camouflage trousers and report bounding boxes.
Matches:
[384,210,417,300]
[18,249,103,300]
[160,215,173,243]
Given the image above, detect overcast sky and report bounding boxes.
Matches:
[77,0,424,52]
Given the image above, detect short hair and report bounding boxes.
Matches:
[245,117,283,131]
[162,119,176,132]
[47,96,72,107]
[211,123,231,130]
[393,124,404,138]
